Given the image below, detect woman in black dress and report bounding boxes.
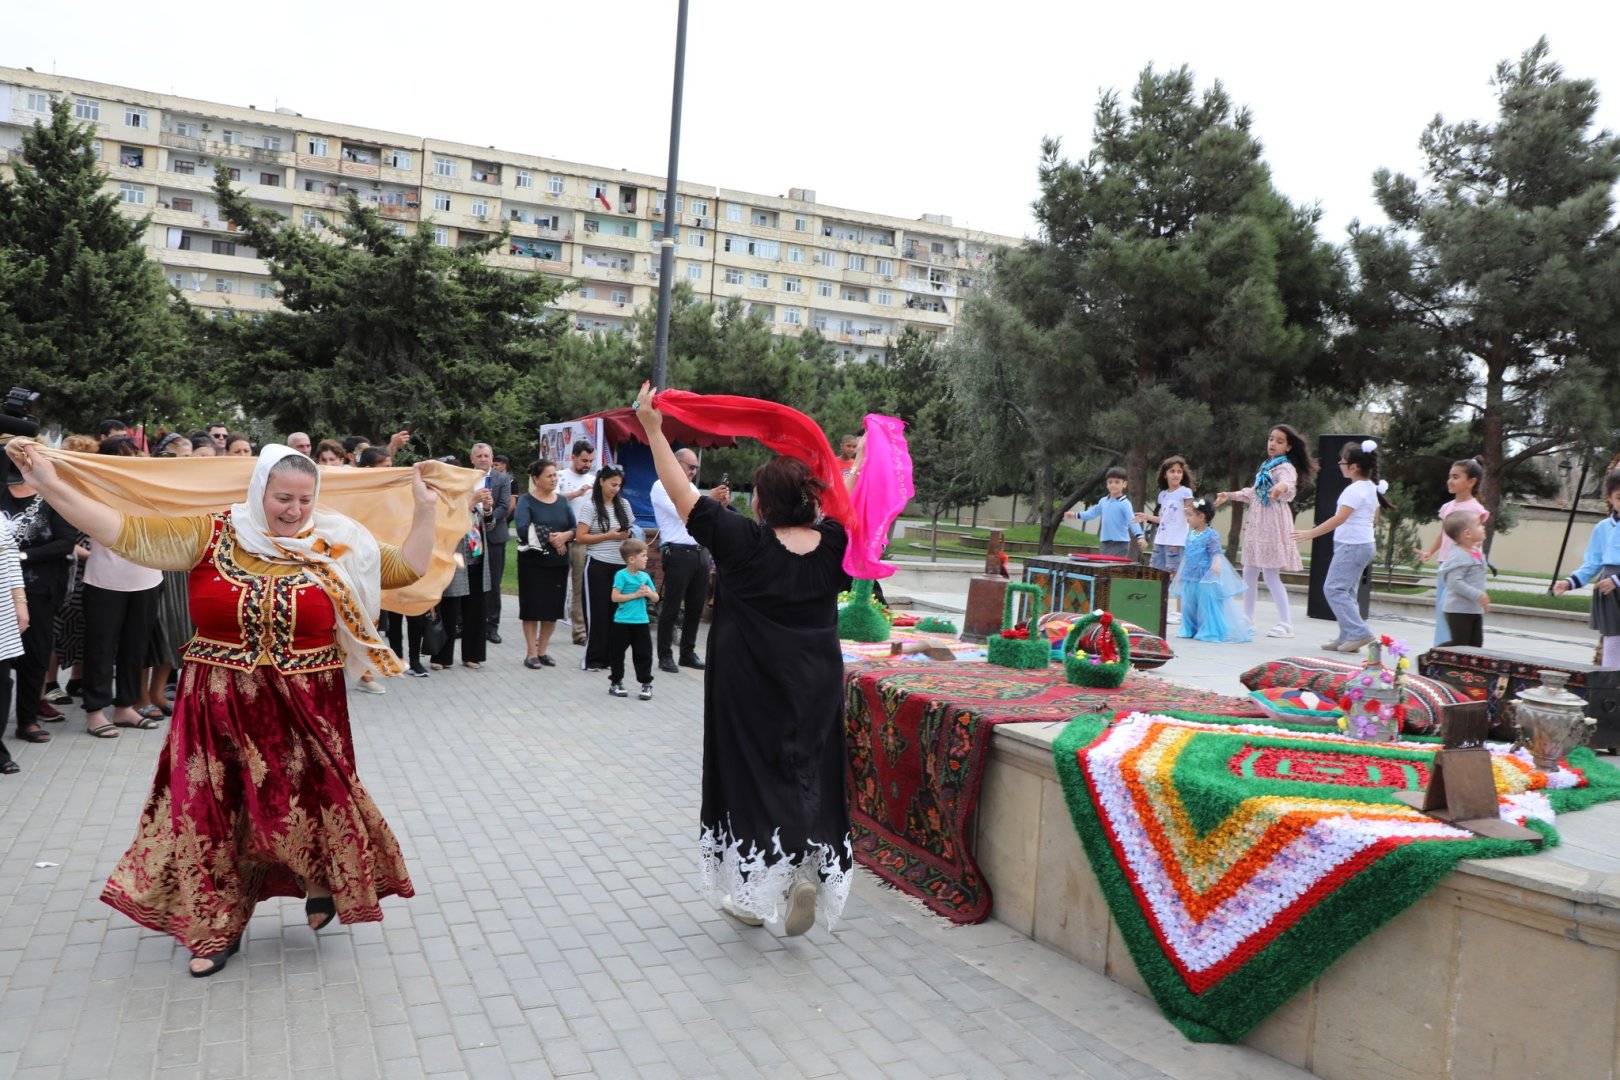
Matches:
[634,384,857,936]
[514,459,577,669]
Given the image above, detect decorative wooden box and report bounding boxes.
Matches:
[1417,645,1620,752]
[1021,556,1169,640]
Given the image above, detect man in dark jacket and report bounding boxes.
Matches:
[472,443,513,644]
[1,457,75,744]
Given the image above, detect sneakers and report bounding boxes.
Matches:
[1320,640,1345,652]
[1266,624,1295,639]
[406,664,430,678]
[43,683,71,706]
[1166,611,1181,625]
[1340,635,1375,654]
[720,895,763,927]
[608,682,628,698]
[783,881,818,937]
[354,679,387,695]
[638,683,653,701]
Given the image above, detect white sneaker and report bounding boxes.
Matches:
[1266,624,1295,639]
[783,881,817,937]
[719,895,763,927]
[354,679,387,695]
[1166,611,1181,625]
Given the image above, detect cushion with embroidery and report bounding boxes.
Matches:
[1240,656,1464,734]
[1248,686,1344,723]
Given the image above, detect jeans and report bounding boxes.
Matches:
[1323,542,1375,643]
[1432,574,1450,647]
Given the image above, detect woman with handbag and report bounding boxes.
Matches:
[515,459,577,669]
[575,466,634,671]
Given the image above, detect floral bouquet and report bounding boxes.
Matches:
[987,583,1055,669]
[1062,610,1131,689]
[1335,635,1409,742]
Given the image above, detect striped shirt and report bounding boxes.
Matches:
[0,539,24,661]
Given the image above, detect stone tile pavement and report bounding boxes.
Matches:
[0,610,1311,1080]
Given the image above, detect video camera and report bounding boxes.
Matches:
[0,387,40,438]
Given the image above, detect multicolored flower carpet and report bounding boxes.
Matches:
[1051,711,1620,1043]
[840,629,986,663]
[843,663,1266,922]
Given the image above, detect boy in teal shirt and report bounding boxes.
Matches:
[609,538,660,700]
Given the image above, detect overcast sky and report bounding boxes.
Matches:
[7,2,1617,244]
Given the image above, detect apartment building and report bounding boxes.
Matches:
[0,67,1018,361]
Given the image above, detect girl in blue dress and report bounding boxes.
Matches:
[1171,498,1253,643]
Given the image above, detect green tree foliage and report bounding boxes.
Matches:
[0,98,192,430]
[208,168,570,458]
[945,65,1345,554]
[1346,38,1620,544]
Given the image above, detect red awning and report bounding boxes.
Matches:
[574,407,738,449]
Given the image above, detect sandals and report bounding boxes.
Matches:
[189,936,241,978]
[523,656,543,670]
[114,714,162,730]
[17,725,53,743]
[306,895,338,933]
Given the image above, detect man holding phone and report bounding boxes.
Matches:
[650,447,729,673]
[471,443,513,644]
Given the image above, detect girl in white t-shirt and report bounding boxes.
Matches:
[1290,439,1394,653]
[1135,456,1195,623]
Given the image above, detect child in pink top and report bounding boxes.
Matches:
[1415,458,1488,647]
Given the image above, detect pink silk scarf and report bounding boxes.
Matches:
[651,391,912,580]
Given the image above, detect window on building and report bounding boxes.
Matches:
[262,135,282,152]
[118,183,144,205]
[794,216,807,232]
[516,170,533,189]
[222,130,243,145]
[254,282,276,298]
[687,232,705,248]
[847,254,867,271]
[212,240,236,256]
[877,290,892,306]
[74,98,100,122]
[783,277,801,293]
[215,278,234,293]
[433,156,456,177]
[25,92,52,112]
[783,308,802,326]
[433,227,449,246]
[817,280,833,298]
[471,199,489,218]
[689,199,708,218]
[813,314,828,330]
[302,210,323,228]
[687,264,702,280]
[841,287,868,302]
[931,241,946,255]
[434,194,452,212]
[725,203,743,222]
[169,197,193,213]
[611,290,629,304]
[174,121,196,137]
[119,146,144,168]
[390,223,407,236]
[755,306,775,323]
[787,246,804,263]
[876,258,894,277]
[578,286,596,300]
[548,174,565,196]
[169,272,185,289]
[307,137,328,156]
[751,211,771,227]
[724,268,744,285]
[756,239,780,259]
[259,172,281,187]
[227,168,241,181]
[388,149,412,169]
[749,272,769,288]
[124,107,146,128]
[171,159,195,175]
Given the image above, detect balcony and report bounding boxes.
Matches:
[378,203,420,222]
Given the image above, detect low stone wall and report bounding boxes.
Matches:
[974,721,1620,1080]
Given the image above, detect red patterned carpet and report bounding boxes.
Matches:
[843,661,1264,922]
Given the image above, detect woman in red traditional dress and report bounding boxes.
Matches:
[6,441,442,977]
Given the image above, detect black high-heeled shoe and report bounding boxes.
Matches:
[306,895,337,932]
[189,936,241,978]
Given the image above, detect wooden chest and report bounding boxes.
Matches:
[1021,556,1169,639]
[1417,646,1620,753]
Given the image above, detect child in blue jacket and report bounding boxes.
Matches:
[1066,467,1143,559]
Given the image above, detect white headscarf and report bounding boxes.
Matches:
[230,444,401,680]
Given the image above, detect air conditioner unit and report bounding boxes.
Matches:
[477,215,488,222]
[200,123,211,131]
[883,275,893,282]
[813,255,823,264]
[371,181,382,189]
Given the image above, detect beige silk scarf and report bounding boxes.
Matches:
[15,439,477,621]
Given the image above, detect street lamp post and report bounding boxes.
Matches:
[650,0,690,392]
[1550,456,1588,593]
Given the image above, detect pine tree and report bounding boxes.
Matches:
[1346,38,1620,544]
[0,98,192,431]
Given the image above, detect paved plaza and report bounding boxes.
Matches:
[0,602,1329,1080]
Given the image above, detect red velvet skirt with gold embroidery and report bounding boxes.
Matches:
[101,663,413,954]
